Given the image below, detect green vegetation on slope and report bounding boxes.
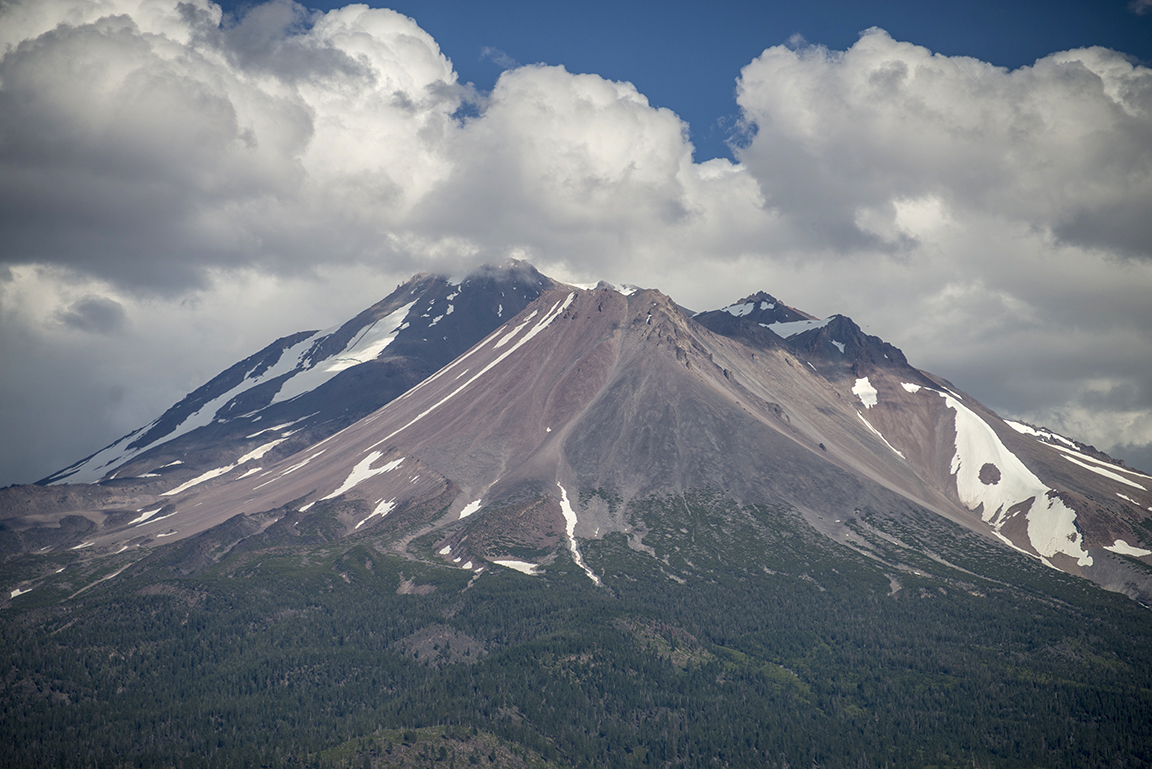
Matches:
[3,492,1151,768]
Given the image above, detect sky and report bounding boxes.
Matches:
[1,0,1152,486]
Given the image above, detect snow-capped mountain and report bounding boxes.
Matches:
[39,260,560,487]
[5,265,1152,603]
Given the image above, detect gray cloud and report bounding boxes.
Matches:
[56,296,128,334]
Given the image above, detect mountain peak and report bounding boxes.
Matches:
[39,261,562,487]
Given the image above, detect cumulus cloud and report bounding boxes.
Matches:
[0,2,1150,482]
[734,28,1152,259]
[0,0,463,290]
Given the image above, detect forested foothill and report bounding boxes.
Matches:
[4,489,1151,768]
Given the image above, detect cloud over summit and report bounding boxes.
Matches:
[1,1,1151,483]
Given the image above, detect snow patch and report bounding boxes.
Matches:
[831,340,845,354]
[273,301,416,401]
[558,483,600,585]
[355,499,396,529]
[1004,420,1078,448]
[255,449,326,488]
[1049,443,1152,480]
[1104,540,1152,557]
[494,310,538,349]
[852,377,878,408]
[438,545,453,555]
[493,560,539,575]
[321,453,404,501]
[161,464,236,496]
[760,317,832,338]
[857,413,904,458]
[162,437,289,497]
[901,382,921,393]
[238,438,287,464]
[10,587,31,598]
[246,421,292,438]
[1060,454,1147,490]
[127,508,163,525]
[722,302,757,317]
[458,500,483,519]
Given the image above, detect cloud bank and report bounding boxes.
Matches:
[2,0,1151,483]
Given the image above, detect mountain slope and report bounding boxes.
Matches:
[39,260,560,488]
[4,267,1151,606]
[697,292,1152,600]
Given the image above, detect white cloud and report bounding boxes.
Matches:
[0,0,462,289]
[1,3,1151,482]
[734,29,1152,258]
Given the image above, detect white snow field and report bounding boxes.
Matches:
[904,384,1092,568]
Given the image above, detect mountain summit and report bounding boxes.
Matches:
[4,262,1152,603]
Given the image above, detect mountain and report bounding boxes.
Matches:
[7,270,1150,600]
[4,263,1152,768]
